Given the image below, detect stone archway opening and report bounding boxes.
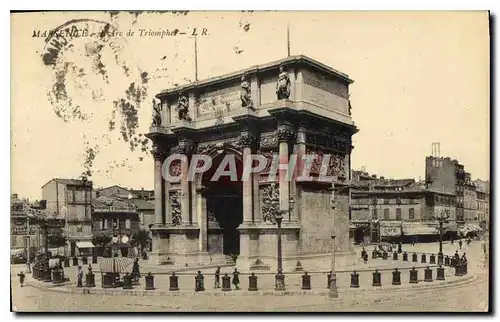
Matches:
[202,153,243,257]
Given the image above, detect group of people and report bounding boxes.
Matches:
[213,267,240,290]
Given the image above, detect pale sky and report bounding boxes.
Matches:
[11,11,490,200]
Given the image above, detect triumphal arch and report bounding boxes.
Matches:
[147,55,358,271]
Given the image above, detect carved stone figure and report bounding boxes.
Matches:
[171,191,182,226]
[240,74,253,109]
[276,65,291,100]
[151,97,162,126]
[261,184,280,224]
[176,93,191,121]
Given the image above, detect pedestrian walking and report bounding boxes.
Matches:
[18,271,25,288]
[459,239,463,250]
[467,237,471,246]
[232,268,240,290]
[214,267,221,289]
[77,265,83,287]
[195,271,204,291]
[132,258,140,283]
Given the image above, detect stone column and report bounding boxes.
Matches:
[197,191,208,252]
[292,124,306,223]
[277,125,296,213]
[152,145,165,226]
[240,131,256,224]
[252,137,261,223]
[178,140,194,225]
[163,146,171,226]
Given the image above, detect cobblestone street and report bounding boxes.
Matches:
[11,241,489,312]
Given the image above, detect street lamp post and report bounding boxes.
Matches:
[25,215,31,273]
[329,182,339,298]
[270,183,294,290]
[436,210,450,265]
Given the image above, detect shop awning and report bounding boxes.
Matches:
[403,225,438,235]
[76,241,95,248]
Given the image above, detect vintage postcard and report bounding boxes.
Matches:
[10,10,490,312]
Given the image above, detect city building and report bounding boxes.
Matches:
[10,194,39,251]
[41,178,93,256]
[350,173,457,244]
[146,55,357,270]
[95,185,155,231]
[92,195,141,257]
[474,179,490,230]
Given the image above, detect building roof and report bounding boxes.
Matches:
[129,198,154,210]
[41,178,93,189]
[157,55,353,98]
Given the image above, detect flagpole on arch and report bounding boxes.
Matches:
[287,23,291,57]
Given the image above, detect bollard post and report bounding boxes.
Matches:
[326,271,332,289]
[102,272,114,288]
[403,252,408,261]
[429,254,436,264]
[248,272,258,291]
[301,272,311,290]
[350,271,360,288]
[450,257,456,267]
[372,269,382,287]
[85,272,95,287]
[221,273,231,291]
[412,253,418,263]
[72,257,79,266]
[363,253,368,264]
[275,270,285,291]
[382,251,388,260]
[169,272,179,291]
[123,272,133,289]
[82,257,88,265]
[372,249,377,259]
[92,255,98,264]
[445,256,450,266]
[393,252,398,260]
[64,257,70,267]
[409,267,418,283]
[421,253,427,264]
[424,266,433,282]
[145,272,155,290]
[195,271,205,292]
[392,268,401,285]
[43,268,52,283]
[397,243,403,254]
[436,265,445,281]
[52,269,63,284]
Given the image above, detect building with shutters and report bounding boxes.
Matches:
[41,178,93,256]
[91,195,141,257]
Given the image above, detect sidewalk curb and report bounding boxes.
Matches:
[25,273,477,297]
